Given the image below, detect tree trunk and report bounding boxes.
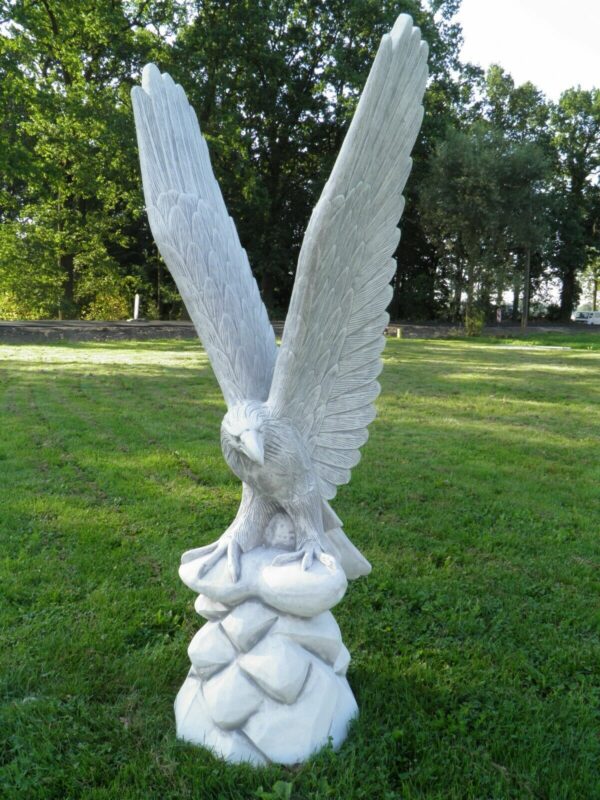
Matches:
[479,286,491,320]
[156,257,162,317]
[61,253,75,318]
[511,273,520,321]
[496,273,505,308]
[452,263,463,321]
[559,266,578,321]
[521,247,531,330]
[593,277,598,311]
[465,263,475,318]
[389,264,402,320]
[260,271,274,310]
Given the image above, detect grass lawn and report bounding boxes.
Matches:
[1,335,599,800]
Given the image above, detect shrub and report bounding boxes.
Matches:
[0,291,46,320]
[82,292,130,321]
[464,308,485,336]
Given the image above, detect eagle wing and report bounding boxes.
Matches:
[132,65,277,407]
[268,15,428,499]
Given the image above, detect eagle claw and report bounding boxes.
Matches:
[183,536,242,582]
[272,542,336,573]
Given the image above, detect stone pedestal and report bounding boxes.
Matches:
[176,547,358,765]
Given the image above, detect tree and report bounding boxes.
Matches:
[419,116,550,326]
[0,0,467,320]
[0,0,175,318]
[497,141,550,328]
[484,65,550,147]
[170,0,463,313]
[581,254,600,310]
[549,88,600,320]
[1,2,595,324]
[480,66,552,324]
[419,124,506,320]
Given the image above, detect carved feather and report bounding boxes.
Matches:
[131,65,277,407]
[268,16,428,499]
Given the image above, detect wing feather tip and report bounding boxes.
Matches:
[390,14,413,45]
[141,63,162,93]
[162,71,176,89]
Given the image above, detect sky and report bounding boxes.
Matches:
[455,0,600,100]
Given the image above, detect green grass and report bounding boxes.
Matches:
[477,330,600,350]
[1,335,599,800]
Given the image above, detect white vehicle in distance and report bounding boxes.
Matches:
[573,310,600,325]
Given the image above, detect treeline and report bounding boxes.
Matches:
[0,0,598,323]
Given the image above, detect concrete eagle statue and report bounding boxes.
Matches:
[132,15,428,585]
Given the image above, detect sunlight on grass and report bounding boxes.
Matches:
[1,335,599,800]
[0,341,209,372]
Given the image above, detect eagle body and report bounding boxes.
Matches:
[221,403,315,505]
[131,14,428,582]
[220,402,326,556]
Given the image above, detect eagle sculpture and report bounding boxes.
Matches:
[132,14,428,585]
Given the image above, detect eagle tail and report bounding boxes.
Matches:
[321,501,372,580]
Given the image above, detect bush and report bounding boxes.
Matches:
[82,292,130,321]
[0,291,47,320]
[464,308,485,336]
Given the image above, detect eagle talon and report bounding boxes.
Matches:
[272,543,336,573]
[196,539,228,578]
[317,550,337,571]
[181,541,219,565]
[192,535,243,582]
[227,538,242,582]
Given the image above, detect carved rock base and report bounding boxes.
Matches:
[176,547,358,765]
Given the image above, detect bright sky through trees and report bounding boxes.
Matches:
[456,0,600,100]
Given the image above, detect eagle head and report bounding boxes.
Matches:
[221,402,268,466]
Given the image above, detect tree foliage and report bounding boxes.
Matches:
[549,89,600,319]
[0,0,175,318]
[0,1,598,322]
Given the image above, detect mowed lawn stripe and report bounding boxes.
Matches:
[0,337,598,800]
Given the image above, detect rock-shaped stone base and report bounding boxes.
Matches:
[175,546,358,765]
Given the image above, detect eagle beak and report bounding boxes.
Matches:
[240,429,264,466]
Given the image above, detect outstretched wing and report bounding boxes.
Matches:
[268,15,428,499]
[132,65,277,407]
